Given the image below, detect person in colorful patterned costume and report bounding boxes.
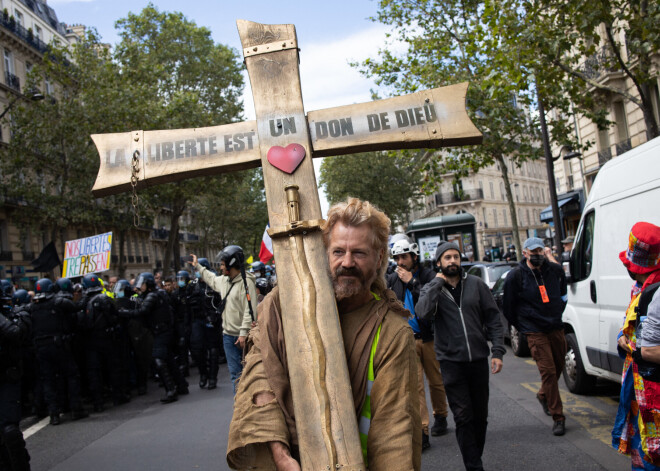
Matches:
[612,222,660,470]
[226,198,421,471]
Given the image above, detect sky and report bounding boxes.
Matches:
[48,0,396,216]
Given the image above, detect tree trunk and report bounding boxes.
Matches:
[495,154,522,260]
[117,229,126,278]
[162,202,186,276]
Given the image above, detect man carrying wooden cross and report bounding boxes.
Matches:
[227,197,421,471]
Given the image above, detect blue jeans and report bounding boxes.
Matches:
[223,334,243,394]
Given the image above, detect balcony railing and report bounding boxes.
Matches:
[152,228,169,240]
[615,138,632,156]
[434,188,484,205]
[0,15,50,55]
[582,46,619,80]
[21,251,34,260]
[0,250,12,261]
[598,147,612,166]
[5,71,20,91]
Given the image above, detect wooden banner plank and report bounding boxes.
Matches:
[308,83,481,156]
[91,120,259,197]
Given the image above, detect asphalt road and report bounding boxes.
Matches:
[24,345,630,470]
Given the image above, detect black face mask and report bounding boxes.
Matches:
[628,269,638,281]
[529,254,545,267]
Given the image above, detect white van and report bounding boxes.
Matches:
[563,135,660,393]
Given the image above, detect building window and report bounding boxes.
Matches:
[4,49,14,75]
[500,182,505,201]
[503,208,507,226]
[493,208,498,227]
[14,10,23,28]
[523,186,529,202]
[482,208,488,227]
[45,77,53,95]
[526,209,530,226]
[35,25,43,42]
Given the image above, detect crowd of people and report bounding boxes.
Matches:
[0,197,658,471]
[0,248,271,470]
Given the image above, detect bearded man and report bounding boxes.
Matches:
[226,198,421,471]
[417,241,505,471]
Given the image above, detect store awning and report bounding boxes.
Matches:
[540,193,579,223]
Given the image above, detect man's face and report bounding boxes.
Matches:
[436,250,461,277]
[109,276,118,289]
[163,281,173,293]
[219,261,229,276]
[393,252,415,272]
[154,273,162,285]
[327,222,382,301]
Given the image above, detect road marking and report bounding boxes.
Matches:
[525,359,536,366]
[23,417,49,439]
[521,382,614,446]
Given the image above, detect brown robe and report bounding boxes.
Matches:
[226,287,421,471]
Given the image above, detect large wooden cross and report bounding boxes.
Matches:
[91,20,481,470]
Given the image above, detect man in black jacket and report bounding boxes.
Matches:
[503,237,568,436]
[386,238,448,450]
[417,241,504,471]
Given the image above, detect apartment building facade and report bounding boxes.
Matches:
[406,157,551,262]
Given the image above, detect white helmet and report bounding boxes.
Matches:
[391,239,419,257]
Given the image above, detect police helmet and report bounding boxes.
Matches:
[220,245,244,270]
[12,289,30,306]
[391,239,420,257]
[176,270,190,287]
[34,278,55,300]
[251,261,266,274]
[0,279,13,300]
[135,272,156,291]
[198,258,211,270]
[82,273,102,290]
[255,277,271,296]
[113,279,133,298]
[56,277,74,294]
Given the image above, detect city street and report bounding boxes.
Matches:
[24,344,630,471]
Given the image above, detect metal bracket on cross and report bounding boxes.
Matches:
[89,19,482,471]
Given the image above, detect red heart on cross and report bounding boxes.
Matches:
[267,143,306,174]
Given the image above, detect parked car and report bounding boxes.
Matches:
[491,272,530,357]
[467,262,518,290]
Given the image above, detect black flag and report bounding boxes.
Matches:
[31,241,61,273]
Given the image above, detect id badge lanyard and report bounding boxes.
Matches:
[532,270,550,303]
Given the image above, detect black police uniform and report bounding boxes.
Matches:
[28,295,87,422]
[117,294,152,396]
[186,279,223,389]
[121,288,186,402]
[0,296,31,470]
[78,291,128,410]
[170,288,191,379]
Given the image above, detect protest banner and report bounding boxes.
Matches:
[62,232,112,278]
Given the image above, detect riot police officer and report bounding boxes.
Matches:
[0,279,31,470]
[78,273,129,412]
[119,273,183,403]
[187,259,224,390]
[28,278,87,425]
[114,280,152,396]
[174,271,193,379]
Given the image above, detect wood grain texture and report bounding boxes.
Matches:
[308,83,481,156]
[237,19,364,471]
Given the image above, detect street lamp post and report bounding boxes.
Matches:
[0,90,44,120]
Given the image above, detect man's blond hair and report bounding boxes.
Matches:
[322,197,391,294]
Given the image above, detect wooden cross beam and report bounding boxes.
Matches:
[90,20,481,471]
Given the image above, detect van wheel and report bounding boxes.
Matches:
[563,332,596,394]
[510,324,530,357]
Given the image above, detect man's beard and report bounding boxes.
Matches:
[331,265,374,301]
[440,264,460,277]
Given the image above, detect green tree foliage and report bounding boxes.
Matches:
[359,0,547,254]
[187,169,268,260]
[319,152,424,227]
[489,0,660,139]
[114,4,245,272]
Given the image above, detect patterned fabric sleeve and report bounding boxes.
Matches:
[640,289,660,348]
